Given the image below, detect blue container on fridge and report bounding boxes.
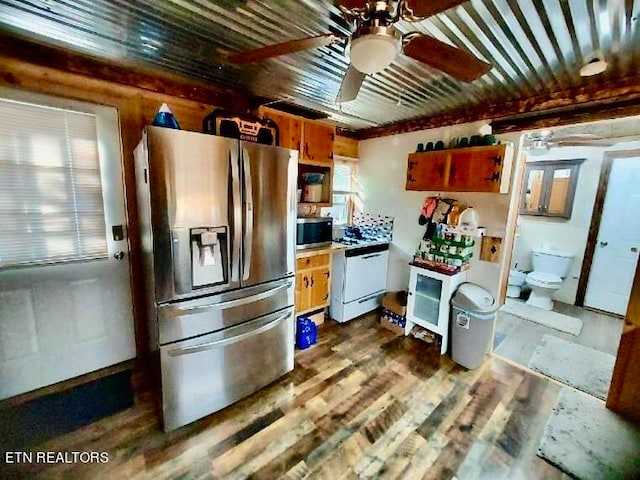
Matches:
[152,103,181,129]
[296,316,317,349]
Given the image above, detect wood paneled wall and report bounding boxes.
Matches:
[0,55,246,358]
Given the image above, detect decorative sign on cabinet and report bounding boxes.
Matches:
[406,144,514,193]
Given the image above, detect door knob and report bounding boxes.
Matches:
[599,241,608,247]
[113,251,125,260]
[632,247,638,253]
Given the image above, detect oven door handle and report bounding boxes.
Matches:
[361,253,382,259]
[162,281,292,318]
[167,311,291,356]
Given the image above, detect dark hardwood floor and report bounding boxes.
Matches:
[1,313,568,479]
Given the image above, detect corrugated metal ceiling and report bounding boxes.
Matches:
[0,0,638,130]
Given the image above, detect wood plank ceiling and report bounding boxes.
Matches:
[0,0,638,134]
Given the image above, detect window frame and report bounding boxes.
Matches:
[0,87,120,270]
[321,158,358,225]
[520,158,585,219]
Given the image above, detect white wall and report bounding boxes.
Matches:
[512,140,640,304]
[358,122,519,300]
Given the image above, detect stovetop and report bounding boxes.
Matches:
[334,226,390,248]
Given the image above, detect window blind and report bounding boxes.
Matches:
[0,98,108,268]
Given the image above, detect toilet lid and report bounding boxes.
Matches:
[527,271,562,285]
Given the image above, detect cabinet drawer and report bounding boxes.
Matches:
[296,253,331,270]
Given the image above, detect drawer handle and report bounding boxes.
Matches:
[167,311,291,356]
[358,294,379,304]
[162,281,292,318]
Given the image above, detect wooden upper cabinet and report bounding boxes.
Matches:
[302,121,334,164]
[257,107,301,151]
[407,151,449,191]
[406,144,513,193]
[449,147,505,193]
[334,135,359,158]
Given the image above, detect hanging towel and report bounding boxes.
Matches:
[432,199,453,224]
[418,196,438,225]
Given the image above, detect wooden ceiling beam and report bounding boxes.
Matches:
[356,75,640,139]
[0,32,252,111]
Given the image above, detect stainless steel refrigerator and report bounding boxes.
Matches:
[134,126,297,431]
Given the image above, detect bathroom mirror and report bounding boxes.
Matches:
[520,159,584,218]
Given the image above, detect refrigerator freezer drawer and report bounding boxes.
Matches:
[160,307,294,431]
[157,277,294,345]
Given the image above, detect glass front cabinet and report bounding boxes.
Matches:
[406,265,468,354]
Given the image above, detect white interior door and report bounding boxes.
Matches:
[0,89,136,401]
[584,158,640,315]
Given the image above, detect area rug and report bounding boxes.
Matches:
[537,389,640,479]
[499,299,583,336]
[528,335,615,400]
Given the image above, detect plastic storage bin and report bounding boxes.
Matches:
[451,283,498,369]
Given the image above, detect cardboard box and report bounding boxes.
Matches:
[380,307,406,334]
[380,315,405,334]
[382,292,407,317]
[307,310,325,326]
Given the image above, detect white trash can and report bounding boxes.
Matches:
[451,283,498,369]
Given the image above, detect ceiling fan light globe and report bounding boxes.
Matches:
[579,58,607,77]
[350,33,399,74]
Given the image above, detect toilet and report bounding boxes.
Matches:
[507,270,526,298]
[525,249,574,310]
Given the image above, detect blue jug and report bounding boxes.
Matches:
[296,317,317,349]
[152,103,180,129]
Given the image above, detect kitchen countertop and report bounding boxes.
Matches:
[295,243,346,259]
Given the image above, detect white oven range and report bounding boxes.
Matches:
[330,242,390,323]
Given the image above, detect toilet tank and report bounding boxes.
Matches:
[532,249,574,277]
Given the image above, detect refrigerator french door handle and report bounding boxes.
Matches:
[230,147,242,283]
[243,148,253,281]
[162,280,292,318]
[167,310,291,356]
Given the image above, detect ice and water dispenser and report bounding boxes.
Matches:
[190,227,228,288]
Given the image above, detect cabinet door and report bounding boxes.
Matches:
[406,151,449,191]
[302,121,334,164]
[449,147,503,193]
[295,271,310,314]
[261,110,301,151]
[521,165,547,214]
[309,267,331,309]
[411,272,443,328]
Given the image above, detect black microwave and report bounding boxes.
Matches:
[296,217,333,250]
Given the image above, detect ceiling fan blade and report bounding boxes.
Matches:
[226,33,339,64]
[553,134,605,142]
[556,140,615,147]
[336,65,366,103]
[403,34,491,82]
[406,0,466,17]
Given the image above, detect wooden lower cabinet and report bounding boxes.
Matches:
[295,251,332,315]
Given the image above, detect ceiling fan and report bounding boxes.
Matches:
[525,130,615,153]
[225,0,492,103]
